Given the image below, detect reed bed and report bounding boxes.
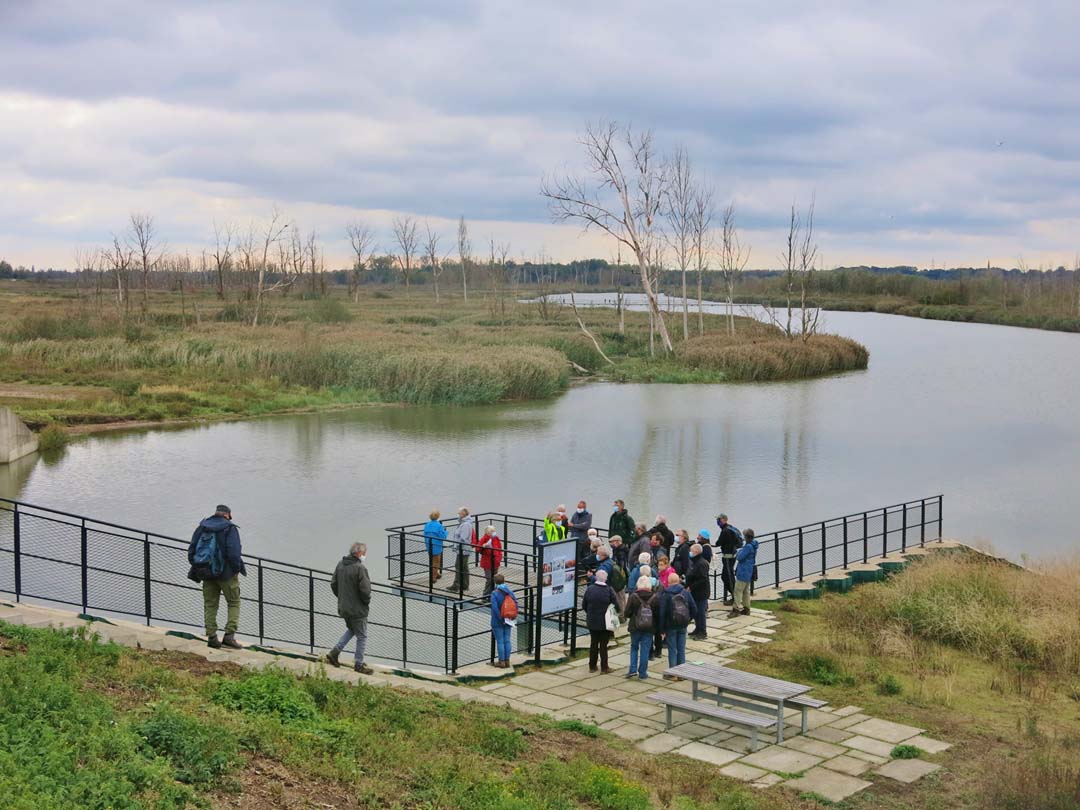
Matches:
[676,333,869,381]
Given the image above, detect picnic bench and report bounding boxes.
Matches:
[664,663,826,743]
[646,692,774,751]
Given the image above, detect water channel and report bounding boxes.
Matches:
[2,295,1077,584]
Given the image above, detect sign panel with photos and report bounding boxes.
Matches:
[539,538,577,615]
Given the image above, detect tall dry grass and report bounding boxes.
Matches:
[676,333,869,381]
[828,552,1080,676]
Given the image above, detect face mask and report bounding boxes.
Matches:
[690,551,697,558]
[576,508,584,514]
[359,555,366,563]
[613,506,619,513]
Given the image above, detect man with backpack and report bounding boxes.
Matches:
[188,504,246,650]
[489,574,518,668]
[716,513,743,605]
[684,543,711,640]
[621,573,658,680]
[326,542,373,674]
[658,571,697,676]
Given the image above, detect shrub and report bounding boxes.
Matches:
[787,650,857,686]
[984,747,1080,810]
[212,669,318,723]
[890,744,923,759]
[136,703,240,786]
[552,718,600,737]
[478,725,528,759]
[372,290,392,299]
[877,673,903,695]
[36,424,69,452]
[305,297,352,323]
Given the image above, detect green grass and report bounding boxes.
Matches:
[0,621,790,810]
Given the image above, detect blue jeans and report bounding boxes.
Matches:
[333,616,368,666]
[667,628,687,667]
[628,630,652,678]
[493,624,512,661]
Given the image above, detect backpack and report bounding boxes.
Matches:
[609,564,627,592]
[499,591,519,620]
[190,528,226,581]
[671,592,692,627]
[636,599,655,631]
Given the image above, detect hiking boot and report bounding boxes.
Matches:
[354,663,374,675]
[207,634,222,649]
[727,610,742,619]
[601,667,614,675]
[325,648,341,668]
[740,608,751,616]
[221,633,243,650]
[723,598,734,606]
[663,674,677,681]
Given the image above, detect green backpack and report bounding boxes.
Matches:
[609,564,627,592]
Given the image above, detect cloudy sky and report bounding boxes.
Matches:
[2,1,1078,270]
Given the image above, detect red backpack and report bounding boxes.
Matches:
[499,591,519,620]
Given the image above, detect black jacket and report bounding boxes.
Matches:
[685,554,711,600]
[188,515,246,580]
[647,523,675,550]
[582,582,617,631]
[717,525,743,556]
[331,555,371,620]
[608,509,635,544]
[672,541,692,577]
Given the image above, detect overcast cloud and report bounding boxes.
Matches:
[2,0,1079,269]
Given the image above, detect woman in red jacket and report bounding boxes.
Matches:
[479,525,503,597]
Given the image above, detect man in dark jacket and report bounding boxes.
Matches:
[715,514,743,605]
[657,572,697,673]
[672,530,692,577]
[189,504,246,649]
[646,515,675,551]
[326,542,374,674]
[569,500,593,555]
[582,569,618,673]
[684,543,711,639]
[627,524,651,563]
[608,500,635,548]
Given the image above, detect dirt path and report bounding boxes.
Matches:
[0,382,113,401]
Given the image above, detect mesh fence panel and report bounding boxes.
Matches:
[18,513,83,607]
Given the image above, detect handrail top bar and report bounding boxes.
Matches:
[756,495,942,541]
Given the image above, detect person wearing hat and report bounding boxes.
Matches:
[188,504,246,649]
[715,513,743,606]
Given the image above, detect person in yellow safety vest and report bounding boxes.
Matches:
[544,511,567,543]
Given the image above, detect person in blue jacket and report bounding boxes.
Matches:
[730,529,758,617]
[490,574,517,668]
[423,510,447,585]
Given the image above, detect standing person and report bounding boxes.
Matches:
[609,499,635,549]
[423,510,447,585]
[627,524,650,563]
[582,534,602,575]
[589,545,614,584]
[568,500,593,555]
[479,524,503,597]
[658,572,696,675]
[582,569,618,673]
[622,575,658,680]
[730,529,759,617]
[543,511,567,544]
[672,529,691,577]
[608,533,629,574]
[656,555,673,590]
[325,542,374,674]
[627,552,652,595]
[489,574,517,668]
[646,515,675,551]
[696,529,714,565]
[716,514,743,605]
[685,543,711,640]
[188,504,246,650]
[447,507,474,593]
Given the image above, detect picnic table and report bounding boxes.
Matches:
[665,662,816,743]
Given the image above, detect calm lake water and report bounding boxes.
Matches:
[3,296,1078,581]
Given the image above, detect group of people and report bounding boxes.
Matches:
[422,507,505,597]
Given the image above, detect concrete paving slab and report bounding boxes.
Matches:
[805,726,854,744]
[700,731,735,746]
[831,705,864,717]
[782,767,872,802]
[674,742,743,767]
[843,735,896,758]
[742,745,824,774]
[636,732,687,754]
[840,748,888,765]
[875,758,941,783]
[488,684,537,700]
[561,704,619,724]
[669,721,718,740]
[846,717,924,743]
[719,762,769,782]
[820,754,873,776]
[829,712,872,729]
[906,734,951,754]
[511,672,572,690]
[782,736,849,759]
[519,692,578,711]
[751,773,782,788]
[612,723,661,741]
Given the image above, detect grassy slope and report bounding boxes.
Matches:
[0,282,867,430]
[0,621,791,810]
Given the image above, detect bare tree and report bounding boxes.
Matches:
[345,221,376,302]
[691,186,715,336]
[718,202,750,336]
[488,238,512,319]
[666,146,695,340]
[128,213,162,315]
[457,216,471,301]
[306,230,324,295]
[423,222,444,301]
[212,221,235,300]
[392,215,419,289]
[541,122,673,353]
[107,234,133,311]
[250,208,291,326]
[797,199,819,339]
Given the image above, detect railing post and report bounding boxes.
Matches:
[938,494,944,540]
[842,516,849,570]
[143,537,152,625]
[307,573,315,654]
[920,499,926,547]
[882,508,889,558]
[533,572,544,666]
[772,535,779,588]
[257,564,265,646]
[443,600,449,672]
[398,529,406,589]
[80,521,89,613]
[451,603,459,674]
[862,512,868,563]
[503,515,509,545]
[797,527,804,582]
[13,507,21,602]
[820,521,827,576]
[901,504,908,553]
[401,589,408,668]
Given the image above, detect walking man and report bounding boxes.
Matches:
[326,542,374,674]
[447,506,475,593]
[189,504,246,650]
[730,529,758,618]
